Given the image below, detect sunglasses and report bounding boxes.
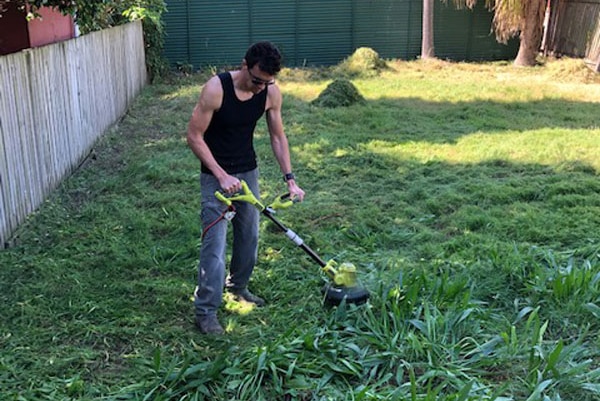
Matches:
[248,69,275,86]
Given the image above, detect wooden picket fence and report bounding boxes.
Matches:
[546,0,600,71]
[0,21,147,248]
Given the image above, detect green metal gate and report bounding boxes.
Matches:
[163,0,518,69]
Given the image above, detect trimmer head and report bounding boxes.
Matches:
[322,283,370,306]
[321,260,370,305]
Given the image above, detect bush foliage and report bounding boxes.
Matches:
[19,0,168,81]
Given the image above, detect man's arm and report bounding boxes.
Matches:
[265,85,305,201]
[187,76,241,194]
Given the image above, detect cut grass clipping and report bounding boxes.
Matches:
[335,47,388,78]
[311,79,365,108]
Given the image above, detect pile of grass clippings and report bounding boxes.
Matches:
[542,56,600,83]
[335,47,388,78]
[310,79,365,108]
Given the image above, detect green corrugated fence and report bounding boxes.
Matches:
[162,0,518,69]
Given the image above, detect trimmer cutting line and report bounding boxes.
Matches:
[214,181,370,306]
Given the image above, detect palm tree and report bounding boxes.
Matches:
[421,0,548,66]
[422,0,435,59]
[489,0,547,66]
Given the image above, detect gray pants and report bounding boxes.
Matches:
[194,169,260,317]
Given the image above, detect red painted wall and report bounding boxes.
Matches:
[0,5,74,55]
[27,7,75,48]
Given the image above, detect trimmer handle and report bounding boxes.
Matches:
[214,190,233,206]
[214,180,265,211]
[268,193,298,210]
[215,180,299,212]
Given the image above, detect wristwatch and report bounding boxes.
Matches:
[283,172,295,182]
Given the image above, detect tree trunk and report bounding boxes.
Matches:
[513,0,547,66]
[421,0,435,59]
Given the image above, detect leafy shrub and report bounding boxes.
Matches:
[123,3,170,82]
[23,0,169,82]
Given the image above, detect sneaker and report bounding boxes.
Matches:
[195,314,224,335]
[230,288,266,307]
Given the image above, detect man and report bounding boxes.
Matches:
[187,42,305,335]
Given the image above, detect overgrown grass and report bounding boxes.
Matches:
[1,58,599,400]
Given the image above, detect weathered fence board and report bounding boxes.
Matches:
[0,21,147,248]
[546,0,600,67]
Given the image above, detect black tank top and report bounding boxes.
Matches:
[201,72,267,174]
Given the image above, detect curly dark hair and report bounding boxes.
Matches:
[244,41,282,75]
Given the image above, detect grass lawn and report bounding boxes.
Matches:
[1,57,600,400]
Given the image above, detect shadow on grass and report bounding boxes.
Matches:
[282,95,600,146]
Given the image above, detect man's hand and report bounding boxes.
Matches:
[219,175,242,194]
[286,180,305,202]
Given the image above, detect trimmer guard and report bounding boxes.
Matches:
[322,283,370,306]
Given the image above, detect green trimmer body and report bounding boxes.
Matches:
[215,181,370,306]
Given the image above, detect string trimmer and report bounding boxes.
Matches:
[215,181,370,306]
